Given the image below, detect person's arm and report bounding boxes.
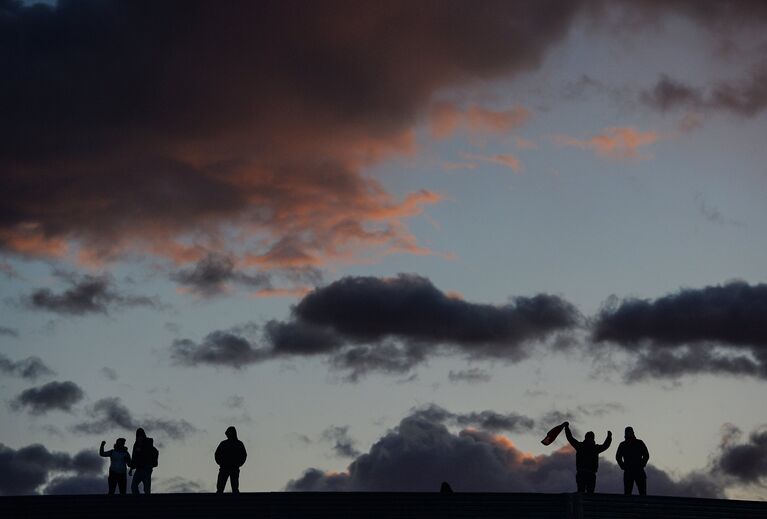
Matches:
[215,442,222,466]
[239,442,247,466]
[598,431,612,453]
[615,443,625,470]
[640,440,649,467]
[125,451,132,468]
[563,423,579,449]
[99,441,111,457]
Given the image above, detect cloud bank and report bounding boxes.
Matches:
[171,274,580,379]
[0,444,104,495]
[0,0,583,267]
[285,406,721,496]
[593,281,767,381]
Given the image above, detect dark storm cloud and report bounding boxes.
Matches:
[320,426,361,459]
[171,274,580,379]
[10,381,84,414]
[0,0,582,265]
[0,353,55,380]
[286,407,720,496]
[0,444,104,495]
[593,281,767,380]
[641,69,767,117]
[294,274,580,355]
[170,253,271,297]
[74,397,197,440]
[25,272,157,315]
[716,425,767,484]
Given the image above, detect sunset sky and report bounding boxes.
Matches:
[1,0,767,499]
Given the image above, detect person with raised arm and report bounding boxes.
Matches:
[99,438,131,494]
[564,422,612,493]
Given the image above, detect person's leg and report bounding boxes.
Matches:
[143,469,152,494]
[230,468,240,494]
[216,468,228,493]
[131,470,141,494]
[585,473,596,494]
[576,472,585,493]
[108,472,117,494]
[636,469,647,496]
[118,473,127,494]
[623,471,633,495]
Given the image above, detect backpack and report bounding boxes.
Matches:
[149,445,159,468]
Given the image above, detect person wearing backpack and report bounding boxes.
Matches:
[99,437,131,494]
[215,426,247,493]
[129,428,159,494]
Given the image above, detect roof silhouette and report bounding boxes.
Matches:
[1,492,766,519]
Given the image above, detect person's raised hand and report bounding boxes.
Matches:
[101,440,106,446]
[563,421,569,428]
[607,430,612,436]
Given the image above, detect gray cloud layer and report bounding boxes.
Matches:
[25,272,157,316]
[0,353,55,380]
[74,397,197,440]
[0,444,104,495]
[641,68,767,118]
[171,274,580,379]
[593,281,767,381]
[11,381,84,415]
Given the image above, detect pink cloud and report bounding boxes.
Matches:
[555,127,660,160]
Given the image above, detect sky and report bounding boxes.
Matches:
[1,0,767,499]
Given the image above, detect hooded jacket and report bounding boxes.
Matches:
[131,437,158,469]
[616,438,649,471]
[565,428,611,473]
[215,427,247,469]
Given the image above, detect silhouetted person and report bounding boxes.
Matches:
[616,426,649,495]
[129,428,158,494]
[215,426,247,493]
[100,438,131,494]
[564,422,611,493]
[440,481,453,493]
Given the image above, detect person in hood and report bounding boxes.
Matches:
[129,428,158,494]
[100,437,131,494]
[215,426,247,493]
[564,422,612,493]
[616,426,650,495]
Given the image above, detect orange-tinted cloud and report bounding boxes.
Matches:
[0,1,582,270]
[429,103,531,139]
[555,127,660,160]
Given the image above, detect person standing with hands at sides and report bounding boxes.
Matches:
[99,438,131,494]
[563,422,612,493]
[616,426,650,495]
[215,426,247,493]
[129,428,159,494]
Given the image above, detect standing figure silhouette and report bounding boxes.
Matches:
[615,426,650,495]
[563,422,612,493]
[215,426,247,493]
[129,428,158,494]
[99,438,131,494]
